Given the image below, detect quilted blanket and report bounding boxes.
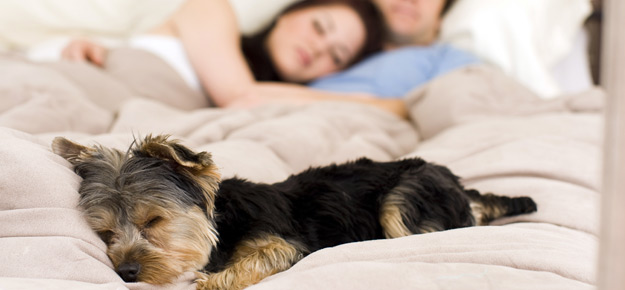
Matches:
[0,50,603,290]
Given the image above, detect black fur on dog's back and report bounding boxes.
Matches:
[205,157,537,273]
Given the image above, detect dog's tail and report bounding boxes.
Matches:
[464,189,537,226]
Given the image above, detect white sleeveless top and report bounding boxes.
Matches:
[128,35,203,93]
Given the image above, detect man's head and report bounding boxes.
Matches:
[373,0,453,48]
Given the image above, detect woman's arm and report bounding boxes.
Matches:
[170,0,255,106]
[237,82,408,118]
[170,0,408,119]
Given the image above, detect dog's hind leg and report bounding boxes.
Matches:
[379,190,413,238]
[196,235,304,290]
[464,189,537,225]
[379,184,446,239]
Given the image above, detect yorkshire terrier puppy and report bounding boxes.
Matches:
[52,135,537,290]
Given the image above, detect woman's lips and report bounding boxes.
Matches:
[391,5,418,21]
[297,47,312,66]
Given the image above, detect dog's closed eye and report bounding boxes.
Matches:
[140,216,164,240]
[98,230,115,245]
[144,216,163,229]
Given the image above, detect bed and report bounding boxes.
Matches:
[0,0,604,289]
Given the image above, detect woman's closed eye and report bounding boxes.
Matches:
[331,51,343,66]
[313,19,325,35]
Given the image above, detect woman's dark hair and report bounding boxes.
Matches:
[241,0,386,82]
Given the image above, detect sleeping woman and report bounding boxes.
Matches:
[62,0,409,118]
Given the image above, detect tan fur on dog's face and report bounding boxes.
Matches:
[97,204,214,284]
[52,135,220,284]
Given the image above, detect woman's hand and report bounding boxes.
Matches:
[369,98,409,119]
[61,39,108,67]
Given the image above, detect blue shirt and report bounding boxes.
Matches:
[309,44,480,98]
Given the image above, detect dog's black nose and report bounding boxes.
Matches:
[117,262,141,282]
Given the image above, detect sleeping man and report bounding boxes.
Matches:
[309,0,480,98]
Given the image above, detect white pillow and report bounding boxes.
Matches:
[0,0,184,51]
[0,0,298,53]
[0,0,298,61]
[440,0,592,98]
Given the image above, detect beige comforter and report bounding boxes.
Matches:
[0,52,603,290]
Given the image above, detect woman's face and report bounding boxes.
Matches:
[373,0,446,46]
[266,4,366,83]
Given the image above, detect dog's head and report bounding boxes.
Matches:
[52,135,220,284]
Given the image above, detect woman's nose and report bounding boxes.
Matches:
[310,35,330,57]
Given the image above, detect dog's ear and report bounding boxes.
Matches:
[52,137,95,165]
[139,135,221,216]
[138,135,219,177]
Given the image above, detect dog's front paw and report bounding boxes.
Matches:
[195,271,246,290]
[195,272,219,290]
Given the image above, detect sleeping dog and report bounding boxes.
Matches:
[52,134,537,290]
